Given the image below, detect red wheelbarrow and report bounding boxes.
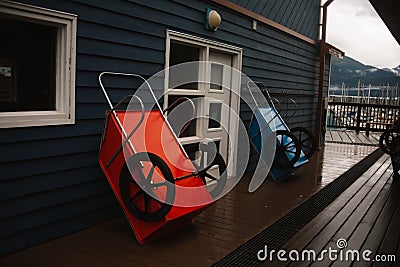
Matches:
[98,72,227,244]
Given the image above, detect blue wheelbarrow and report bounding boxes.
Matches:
[247,82,316,181]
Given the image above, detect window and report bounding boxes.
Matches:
[168,41,200,90]
[0,1,77,128]
[208,102,222,129]
[167,95,198,137]
[210,63,223,91]
[0,18,56,112]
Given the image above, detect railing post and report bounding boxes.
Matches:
[356,104,362,134]
[327,101,399,135]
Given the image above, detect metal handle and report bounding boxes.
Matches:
[271,98,281,112]
[281,98,297,122]
[99,71,155,109]
[98,72,148,167]
[98,71,191,161]
[163,97,196,137]
[113,95,145,144]
[104,95,145,168]
[247,81,262,108]
[163,97,195,116]
[247,81,279,111]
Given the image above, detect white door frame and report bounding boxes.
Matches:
[165,30,242,177]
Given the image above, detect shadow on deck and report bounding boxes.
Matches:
[1,131,396,267]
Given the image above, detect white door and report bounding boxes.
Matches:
[202,50,233,163]
[165,31,242,177]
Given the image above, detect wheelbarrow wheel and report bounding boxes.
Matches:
[198,144,227,199]
[380,129,400,155]
[379,130,392,154]
[385,130,400,155]
[291,127,316,159]
[392,151,400,179]
[119,152,175,222]
[273,130,301,168]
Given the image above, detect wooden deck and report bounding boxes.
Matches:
[277,154,399,267]
[325,129,381,146]
[0,139,387,266]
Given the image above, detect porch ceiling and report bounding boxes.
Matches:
[369,0,400,45]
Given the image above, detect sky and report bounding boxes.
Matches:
[325,0,400,69]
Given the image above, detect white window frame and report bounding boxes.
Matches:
[0,1,77,128]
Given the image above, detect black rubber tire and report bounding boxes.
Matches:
[291,127,317,159]
[379,130,392,154]
[119,152,175,222]
[198,144,227,199]
[392,155,400,179]
[273,130,302,169]
[380,129,400,155]
[385,130,400,153]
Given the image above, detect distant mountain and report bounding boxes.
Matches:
[330,56,400,88]
[385,65,400,76]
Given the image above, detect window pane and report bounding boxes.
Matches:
[208,102,222,129]
[210,63,223,90]
[0,18,56,112]
[169,42,200,90]
[183,141,220,164]
[167,95,197,137]
[183,142,200,161]
[204,140,220,166]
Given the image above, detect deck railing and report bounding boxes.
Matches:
[329,95,400,106]
[327,101,400,134]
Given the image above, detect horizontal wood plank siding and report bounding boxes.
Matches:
[0,0,322,255]
[230,0,320,40]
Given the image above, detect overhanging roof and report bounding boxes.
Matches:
[325,42,344,59]
[369,0,400,44]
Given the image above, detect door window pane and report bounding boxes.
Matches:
[183,142,200,161]
[208,102,222,129]
[169,42,200,90]
[167,95,198,137]
[183,141,220,164]
[210,63,223,90]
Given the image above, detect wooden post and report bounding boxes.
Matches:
[316,0,335,149]
[356,104,362,134]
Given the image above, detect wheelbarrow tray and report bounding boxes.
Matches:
[99,110,213,243]
[249,107,308,180]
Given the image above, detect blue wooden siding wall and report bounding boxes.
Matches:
[0,0,322,255]
[229,0,320,40]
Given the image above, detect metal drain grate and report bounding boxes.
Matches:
[213,148,384,267]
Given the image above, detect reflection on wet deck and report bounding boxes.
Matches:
[315,142,378,187]
[0,141,380,267]
[325,129,380,146]
[278,154,399,267]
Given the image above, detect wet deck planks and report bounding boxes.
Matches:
[0,143,382,266]
[326,129,380,146]
[276,154,399,267]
